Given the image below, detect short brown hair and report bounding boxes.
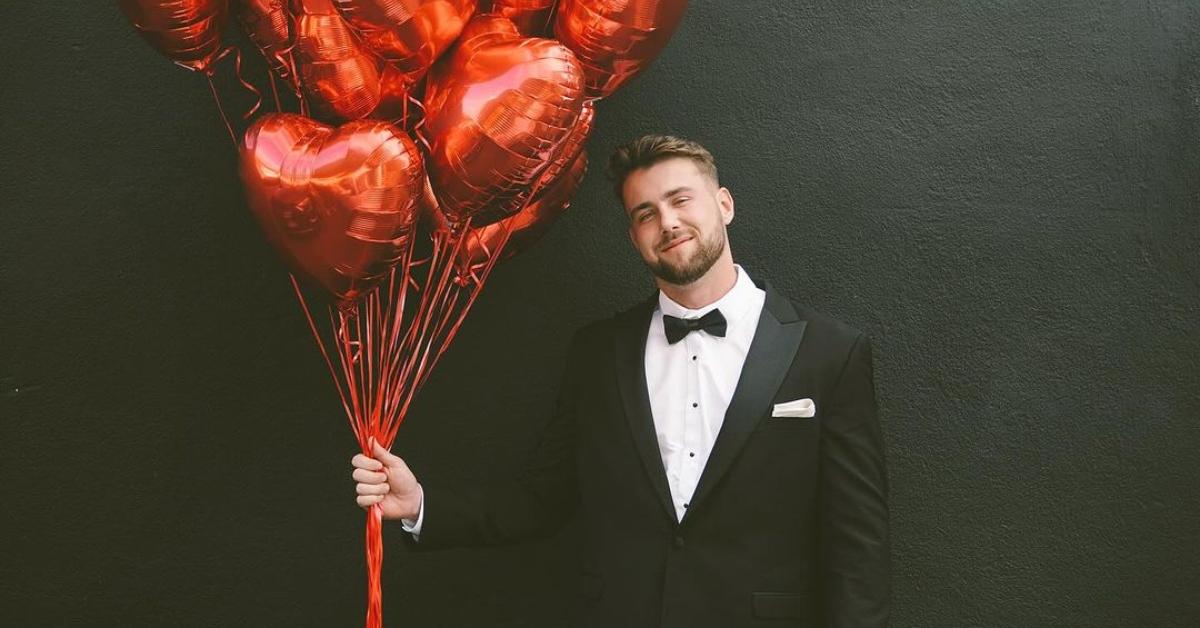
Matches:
[607,134,719,202]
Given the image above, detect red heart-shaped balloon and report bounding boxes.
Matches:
[479,0,557,37]
[333,0,476,86]
[240,113,425,302]
[430,102,594,277]
[237,0,296,83]
[292,0,410,121]
[118,0,230,73]
[422,14,586,226]
[555,0,689,99]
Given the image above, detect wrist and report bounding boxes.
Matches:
[403,483,424,521]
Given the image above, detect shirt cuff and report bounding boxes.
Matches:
[400,493,424,540]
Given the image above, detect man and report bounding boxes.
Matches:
[352,135,891,627]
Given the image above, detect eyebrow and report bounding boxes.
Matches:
[628,186,694,215]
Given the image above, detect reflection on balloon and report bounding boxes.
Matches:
[479,0,558,37]
[554,0,689,98]
[240,113,425,301]
[292,0,410,121]
[422,15,586,226]
[334,0,475,87]
[448,103,593,276]
[238,0,296,84]
[117,0,230,73]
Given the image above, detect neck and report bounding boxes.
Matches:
[656,252,738,310]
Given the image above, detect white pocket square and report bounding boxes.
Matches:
[772,398,816,418]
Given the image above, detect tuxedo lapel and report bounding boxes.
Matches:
[680,279,807,527]
[614,294,677,523]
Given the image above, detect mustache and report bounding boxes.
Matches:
[658,230,696,249]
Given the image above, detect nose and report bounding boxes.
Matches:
[658,205,683,233]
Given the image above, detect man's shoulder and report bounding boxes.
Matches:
[562,293,654,348]
[759,280,871,366]
[788,300,867,345]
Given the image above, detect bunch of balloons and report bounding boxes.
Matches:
[119,1,687,625]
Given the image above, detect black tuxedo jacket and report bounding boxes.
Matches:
[410,277,890,627]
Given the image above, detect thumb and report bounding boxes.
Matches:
[370,438,402,466]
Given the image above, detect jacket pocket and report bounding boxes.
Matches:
[753,415,820,433]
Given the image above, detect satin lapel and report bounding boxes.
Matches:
[680,280,808,527]
[613,295,677,523]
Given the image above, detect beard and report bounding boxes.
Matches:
[648,227,727,286]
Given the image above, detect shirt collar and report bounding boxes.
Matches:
[657,264,762,323]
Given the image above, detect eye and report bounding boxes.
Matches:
[632,208,654,223]
[674,197,690,206]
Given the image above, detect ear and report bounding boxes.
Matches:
[718,187,735,225]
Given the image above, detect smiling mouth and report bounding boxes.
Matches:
[661,236,693,252]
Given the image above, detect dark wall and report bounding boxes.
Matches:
[2,2,1198,627]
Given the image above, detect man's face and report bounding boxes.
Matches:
[622,157,734,286]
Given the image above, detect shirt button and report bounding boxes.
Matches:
[692,355,697,361]
[684,502,690,508]
[692,402,698,408]
[689,452,695,457]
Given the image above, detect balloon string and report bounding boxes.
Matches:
[378,243,417,428]
[390,217,500,444]
[386,240,453,441]
[382,229,457,435]
[428,195,525,366]
[267,67,283,113]
[366,505,383,628]
[210,45,263,121]
[333,307,364,437]
[393,229,452,379]
[349,303,363,435]
[291,52,309,117]
[404,94,427,139]
[366,287,382,437]
[205,74,238,149]
[289,274,353,423]
[230,47,263,119]
[277,11,306,112]
[430,175,546,365]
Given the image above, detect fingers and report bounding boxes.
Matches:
[356,482,389,496]
[352,453,383,471]
[352,467,387,483]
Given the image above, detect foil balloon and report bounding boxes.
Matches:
[292,0,410,121]
[554,0,688,99]
[478,0,558,37]
[419,13,521,114]
[433,103,592,276]
[460,142,588,271]
[117,0,230,73]
[240,113,425,301]
[422,14,586,226]
[459,97,593,228]
[238,0,296,83]
[333,0,475,86]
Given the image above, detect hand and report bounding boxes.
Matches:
[351,437,423,521]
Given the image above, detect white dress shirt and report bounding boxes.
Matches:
[646,264,765,522]
[403,265,766,534]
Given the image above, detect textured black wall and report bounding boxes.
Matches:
[2,2,1198,627]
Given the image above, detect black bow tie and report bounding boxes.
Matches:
[663,309,728,344]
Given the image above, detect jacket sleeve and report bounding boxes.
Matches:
[400,330,584,550]
[819,333,891,627]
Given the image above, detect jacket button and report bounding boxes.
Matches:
[673,536,685,549]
